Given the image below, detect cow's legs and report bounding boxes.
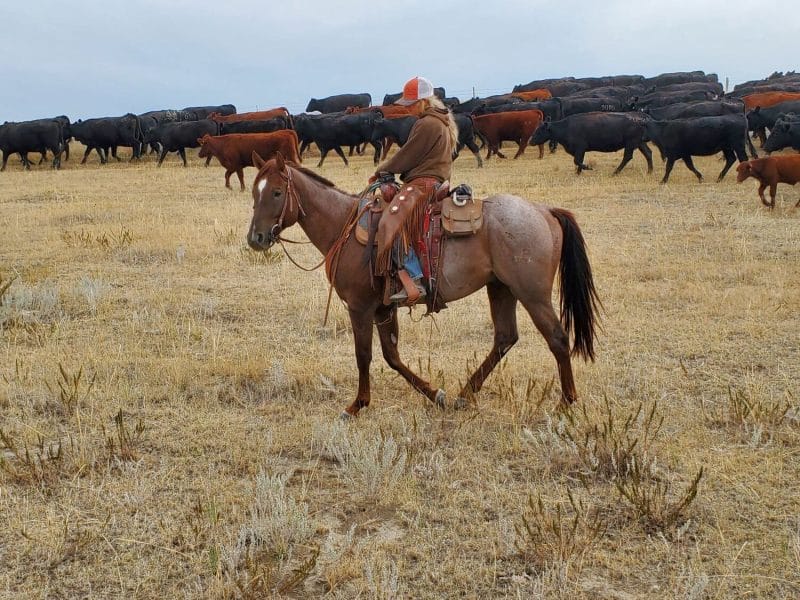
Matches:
[236,169,245,191]
[464,137,483,167]
[205,154,213,167]
[157,148,168,166]
[80,146,92,164]
[371,141,382,166]
[746,133,759,159]
[574,149,591,173]
[638,142,654,173]
[717,149,737,182]
[768,183,777,208]
[317,149,330,167]
[178,148,187,167]
[757,182,770,206]
[683,155,703,182]
[375,305,442,407]
[343,308,375,417]
[224,169,234,189]
[458,282,519,403]
[536,142,544,159]
[513,137,529,159]
[111,146,121,162]
[1,151,10,171]
[333,146,349,166]
[661,157,677,183]
[613,146,635,175]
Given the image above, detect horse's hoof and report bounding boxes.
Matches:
[434,389,446,409]
[453,397,469,410]
[340,411,355,421]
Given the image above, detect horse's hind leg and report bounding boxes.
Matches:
[520,297,577,405]
[375,306,444,407]
[457,283,519,405]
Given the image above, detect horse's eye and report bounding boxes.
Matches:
[272,189,282,198]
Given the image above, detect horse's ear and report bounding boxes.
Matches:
[275,151,286,171]
[252,151,266,169]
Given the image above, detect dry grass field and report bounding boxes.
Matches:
[1,141,798,599]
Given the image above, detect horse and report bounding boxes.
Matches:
[247,152,601,417]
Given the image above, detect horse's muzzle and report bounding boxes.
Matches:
[247,224,281,250]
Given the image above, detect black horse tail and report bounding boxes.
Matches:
[550,208,602,361]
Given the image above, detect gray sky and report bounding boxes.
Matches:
[2,1,798,122]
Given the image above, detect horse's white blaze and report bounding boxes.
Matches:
[257,179,267,194]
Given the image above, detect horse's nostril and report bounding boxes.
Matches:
[255,232,264,244]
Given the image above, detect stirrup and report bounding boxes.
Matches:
[391,270,425,304]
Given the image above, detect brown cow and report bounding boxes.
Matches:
[511,89,553,102]
[473,109,545,159]
[742,91,800,110]
[736,155,800,208]
[198,130,301,191]
[210,108,291,124]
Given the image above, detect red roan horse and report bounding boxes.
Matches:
[247,152,601,417]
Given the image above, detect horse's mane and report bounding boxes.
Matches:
[254,159,355,196]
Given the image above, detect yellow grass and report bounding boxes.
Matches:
[1,142,798,598]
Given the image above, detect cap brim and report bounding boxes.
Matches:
[394,97,416,106]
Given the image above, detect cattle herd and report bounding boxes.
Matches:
[2,69,800,203]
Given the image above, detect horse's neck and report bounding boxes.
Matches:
[293,170,356,254]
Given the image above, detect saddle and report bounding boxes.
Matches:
[354,179,483,313]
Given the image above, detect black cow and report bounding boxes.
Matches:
[763,115,800,153]
[633,90,717,109]
[143,120,219,166]
[219,117,291,135]
[452,95,522,115]
[306,93,371,114]
[513,77,574,92]
[651,81,724,96]
[644,71,715,88]
[746,101,800,137]
[452,113,483,167]
[293,111,381,166]
[19,116,72,164]
[71,114,142,163]
[643,100,744,120]
[568,85,647,101]
[382,87,446,105]
[530,112,653,175]
[557,97,631,117]
[643,114,748,183]
[181,104,236,120]
[371,115,417,158]
[0,120,64,171]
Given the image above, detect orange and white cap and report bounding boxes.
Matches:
[395,76,435,105]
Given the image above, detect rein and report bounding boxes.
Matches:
[271,168,324,271]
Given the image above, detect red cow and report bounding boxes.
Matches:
[511,89,553,102]
[210,108,291,124]
[472,109,545,159]
[197,130,301,191]
[736,155,800,208]
[742,92,800,110]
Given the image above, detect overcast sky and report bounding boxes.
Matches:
[1,1,798,122]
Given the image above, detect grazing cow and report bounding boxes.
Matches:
[143,120,219,166]
[473,109,545,159]
[736,155,800,207]
[383,88,445,105]
[0,120,64,171]
[531,112,653,175]
[643,114,748,183]
[452,113,483,167]
[197,130,301,191]
[511,89,553,102]
[306,93,371,114]
[763,115,800,153]
[70,114,142,163]
[211,108,291,125]
[292,111,381,166]
[182,104,236,120]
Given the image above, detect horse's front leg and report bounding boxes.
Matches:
[375,306,445,408]
[343,308,375,417]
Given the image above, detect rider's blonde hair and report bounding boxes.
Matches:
[417,96,459,150]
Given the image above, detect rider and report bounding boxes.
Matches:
[370,76,458,304]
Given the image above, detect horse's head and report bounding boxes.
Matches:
[248,152,299,250]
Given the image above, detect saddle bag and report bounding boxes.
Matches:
[441,184,483,236]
